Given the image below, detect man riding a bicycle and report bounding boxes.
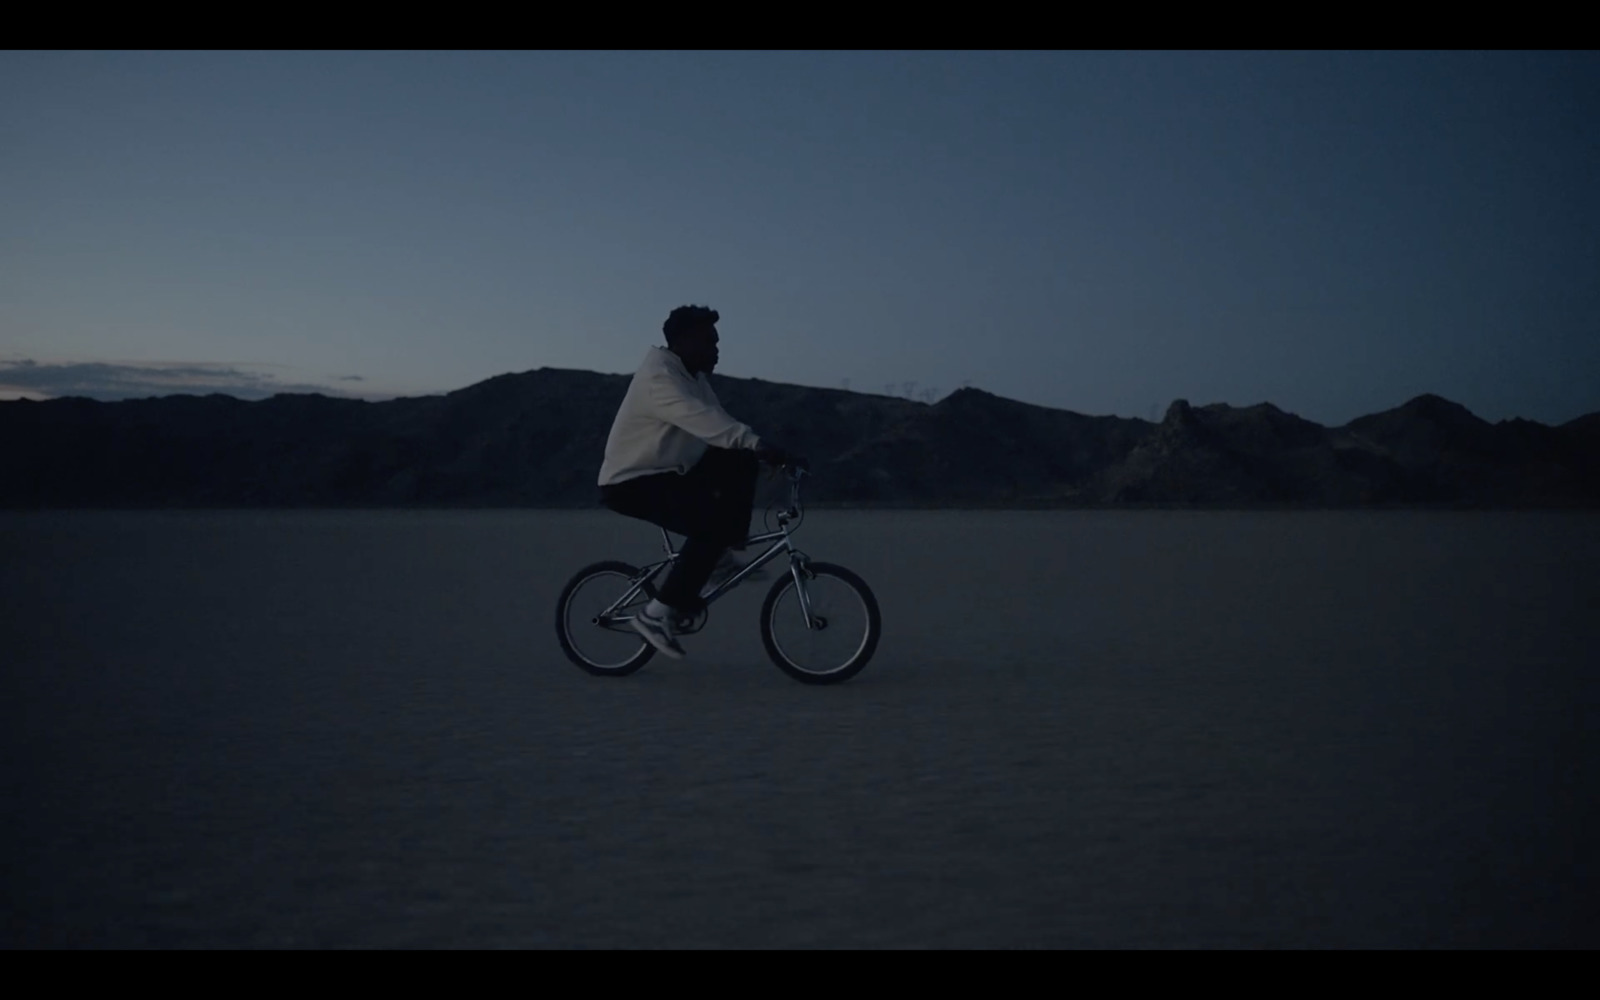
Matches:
[597,304,803,659]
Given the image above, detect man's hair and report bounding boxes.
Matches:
[663,305,719,345]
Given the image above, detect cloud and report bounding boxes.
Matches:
[0,359,378,402]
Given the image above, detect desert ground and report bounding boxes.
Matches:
[3,507,1596,948]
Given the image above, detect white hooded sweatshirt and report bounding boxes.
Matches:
[597,346,763,487]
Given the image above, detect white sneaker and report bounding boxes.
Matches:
[630,605,685,659]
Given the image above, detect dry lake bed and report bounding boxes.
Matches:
[2,508,1597,948]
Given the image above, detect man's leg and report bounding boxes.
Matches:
[656,536,723,612]
[682,446,760,548]
[690,446,772,593]
[599,475,703,658]
[600,448,760,611]
[655,447,760,609]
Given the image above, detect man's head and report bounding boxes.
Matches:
[663,304,720,376]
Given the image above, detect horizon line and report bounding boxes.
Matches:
[4,364,1597,430]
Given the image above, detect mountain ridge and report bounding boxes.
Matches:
[2,368,1596,509]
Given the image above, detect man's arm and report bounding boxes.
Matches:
[645,369,762,451]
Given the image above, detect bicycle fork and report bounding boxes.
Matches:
[787,552,824,631]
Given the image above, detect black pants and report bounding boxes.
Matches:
[600,447,760,612]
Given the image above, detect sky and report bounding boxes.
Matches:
[3,50,1597,426]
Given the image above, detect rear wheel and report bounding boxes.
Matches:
[759,561,881,685]
[555,560,658,676]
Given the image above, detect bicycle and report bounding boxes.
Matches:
[555,464,882,685]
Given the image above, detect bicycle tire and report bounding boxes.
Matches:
[759,561,881,685]
[555,560,658,676]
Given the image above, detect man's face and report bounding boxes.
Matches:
[677,325,719,375]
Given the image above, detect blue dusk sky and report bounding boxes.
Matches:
[2,50,1596,426]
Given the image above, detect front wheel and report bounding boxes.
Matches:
[760,561,881,685]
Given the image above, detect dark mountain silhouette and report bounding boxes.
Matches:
[2,369,1596,508]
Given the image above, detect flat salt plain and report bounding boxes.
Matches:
[2,507,1597,949]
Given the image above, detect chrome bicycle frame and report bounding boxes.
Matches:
[593,468,815,630]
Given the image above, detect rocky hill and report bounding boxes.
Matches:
[2,369,1596,508]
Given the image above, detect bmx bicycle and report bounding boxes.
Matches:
[555,464,881,685]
